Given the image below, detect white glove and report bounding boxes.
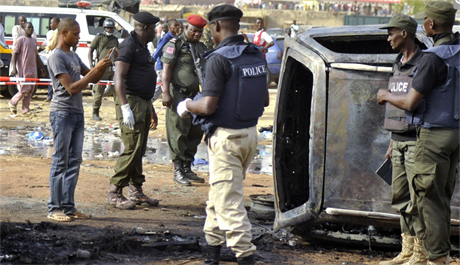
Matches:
[121,103,135,130]
[177,98,191,118]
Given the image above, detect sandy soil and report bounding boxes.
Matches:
[0,89,458,264]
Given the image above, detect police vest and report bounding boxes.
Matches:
[408,44,460,128]
[192,43,267,135]
[384,54,420,133]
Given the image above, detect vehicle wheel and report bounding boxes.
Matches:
[6,85,37,98]
[8,85,18,97]
[0,87,12,98]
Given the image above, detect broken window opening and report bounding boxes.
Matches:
[276,57,312,212]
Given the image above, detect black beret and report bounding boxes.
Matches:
[207,5,243,23]
[133,12,159,25]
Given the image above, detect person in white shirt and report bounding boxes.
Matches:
[290,20,299,38]
[41,17,60,102]
[10,15,37,76]
[0,13,5,45]
[12,15,37,47]
[40,17,60,51]
[252,17,274,58]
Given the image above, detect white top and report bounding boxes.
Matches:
[253,29,273,47]
[290,24,299,38]
[42,29,56,47]
[0,24,5,44]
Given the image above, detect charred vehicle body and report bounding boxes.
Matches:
[272,25,459,247]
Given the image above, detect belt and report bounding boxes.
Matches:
[174,86,197,98]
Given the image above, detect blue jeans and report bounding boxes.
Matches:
[47,84,53,99]
[47,111,85,215]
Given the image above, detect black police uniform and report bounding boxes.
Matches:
[110,30,156,187]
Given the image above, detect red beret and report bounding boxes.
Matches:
[187,15,207,28]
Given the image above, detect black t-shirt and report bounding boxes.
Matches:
[202,35,246,97]
[412,33,459,96]
[412,53,447,96]
[116,31,156,100]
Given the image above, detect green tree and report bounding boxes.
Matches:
[393,0,454,15]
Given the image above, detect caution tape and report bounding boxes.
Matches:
[1,77,162,87]
[0,77,115,86]
[0,81,115,86]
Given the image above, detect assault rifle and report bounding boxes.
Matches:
[188,42,205,87]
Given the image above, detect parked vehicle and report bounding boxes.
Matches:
[265,36,284,85]
[272,24,459,247]
[0,4,134,97]
[245,33,284,85]
[265,27,285,36]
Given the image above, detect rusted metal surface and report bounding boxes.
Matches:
[273,25,460,244]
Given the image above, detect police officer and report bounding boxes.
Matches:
[161,15,208,186]
[378,2,459,264]
[88,18,118,121]
[177,5,269,265]
[377,14,423,265]
[106,12,160,210]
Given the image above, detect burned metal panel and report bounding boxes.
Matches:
[323,68,392,213]
[320,67,460,229]
[273,25,460,235]
[296,26,397,65]
[273,36,327,231]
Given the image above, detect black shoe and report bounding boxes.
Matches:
[173,160,191,186]
[203,245,221,265]
[183,161,205,183]
[92,108,102,121]
[237,255,255,265]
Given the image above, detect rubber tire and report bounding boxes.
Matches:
[7,85,17,97]
[0,87,12,98]
[7,85,37,98]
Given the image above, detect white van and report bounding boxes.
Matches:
[0,5,134,97]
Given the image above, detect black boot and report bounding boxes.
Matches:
[183,161,205,183]
[92,108,102,121]
[237,255,255,265]
[203,245,221,265]
[173,160,191,186]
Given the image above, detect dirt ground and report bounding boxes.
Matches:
[0,89,459,264]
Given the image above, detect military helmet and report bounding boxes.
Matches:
[103,19,115,28]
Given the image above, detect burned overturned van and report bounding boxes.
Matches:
[272,25,460,246]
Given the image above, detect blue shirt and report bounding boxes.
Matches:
[152,31,175,70]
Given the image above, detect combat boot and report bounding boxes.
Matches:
[128,183,159,206]
[106,184,136,210]
[173,160,191,186]
[203,244,221,265]
[379,233,414,265]
[402,237,427,265]
[92,108,102,121]
[237,255,255,265]
[427,255,449,265]
[183,161,205,183]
